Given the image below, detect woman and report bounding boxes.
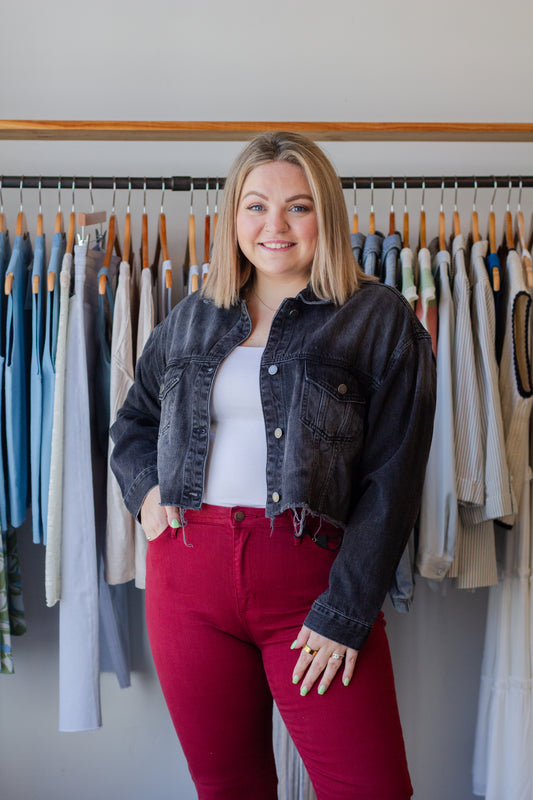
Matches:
[110,131,436,800]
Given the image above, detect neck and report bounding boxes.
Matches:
[251,273,309,309]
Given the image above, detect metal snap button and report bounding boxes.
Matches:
[268,364,278,375]
[274,428,283,439]
[272,492,280,503]
[337,383,348,395]
[234,510,245,522]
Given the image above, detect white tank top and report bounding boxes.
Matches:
[203,346,267,507]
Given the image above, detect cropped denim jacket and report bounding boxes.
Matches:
[110,281,436,650]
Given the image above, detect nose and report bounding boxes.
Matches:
[264,208,288,233]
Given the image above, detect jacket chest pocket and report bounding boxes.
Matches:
[300,363,365,444]
[158,364,187,437]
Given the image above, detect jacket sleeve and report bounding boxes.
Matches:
[109,322,167,520]
[304,330,436,650]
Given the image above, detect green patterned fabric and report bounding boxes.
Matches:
[0,527,26,674]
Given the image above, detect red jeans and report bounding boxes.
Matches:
[145,504,413,800]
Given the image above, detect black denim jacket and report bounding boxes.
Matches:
[110,281,436,650]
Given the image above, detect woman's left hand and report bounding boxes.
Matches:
[291,625,358,696]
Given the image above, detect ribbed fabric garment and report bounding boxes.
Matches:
[415,247,437,357]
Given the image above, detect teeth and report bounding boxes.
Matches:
[262,243,293,250]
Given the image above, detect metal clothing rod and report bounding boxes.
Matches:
[1,175,533,191]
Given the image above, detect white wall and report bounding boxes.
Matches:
[1,1,532,798]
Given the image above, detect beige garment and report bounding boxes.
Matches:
[45,252,72,607]
[105,262,137,585]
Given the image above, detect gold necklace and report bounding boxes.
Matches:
[252,288,277,312]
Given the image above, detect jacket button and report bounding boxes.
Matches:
[272,492,280,503]
[274,428,283,439]
[337,383,348,395]
[289,308,299,318]
[268,365,278,375]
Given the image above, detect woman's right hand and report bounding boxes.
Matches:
[140,485,181,541]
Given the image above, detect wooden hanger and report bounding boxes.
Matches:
[55,179,64,234]
[453,179,461,237]
[419,180,427,250]
[33,179,44,294]
[6,179,27,294]
[142,180,149,270]
[516,180,533,288]
[503,180,514,251]
[487,180,500,291]
[352,180,358,234]
[99,181,122,294]
[438,181,446,251]
[368,179,375,234]
[188,181,199,292]
[213,179,219,238]
[160,181,171,288]
[471,180,480,243]
[389,180,395,235]
[402,180,409,248]
[122,180,132,266]
[0,177,4,234]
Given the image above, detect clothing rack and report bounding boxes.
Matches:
[1,120,533,141]
[1,175,533,191]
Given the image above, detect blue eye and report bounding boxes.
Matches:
[290,204,309,213]
[247,203,264,211]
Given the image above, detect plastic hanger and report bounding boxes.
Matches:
[389,180,395,235]
[419,180,427,250]
[438,180,446,251]
[202,180,210,285]
[352,180,358,234]
[188,181,199,292]
[123,179,132,266]
[403,180,409,249]
[453,179,461,237]
[471,180,480,243]
[368,179,375,234]
[32,178,44,293]
[99,179,122,294]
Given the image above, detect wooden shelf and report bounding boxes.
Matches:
[0,120,532,142]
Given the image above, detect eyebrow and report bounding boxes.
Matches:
[241,191,314,203]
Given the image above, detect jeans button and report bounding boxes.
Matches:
[234,510,245,522]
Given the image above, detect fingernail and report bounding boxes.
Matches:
[290,640,298,650]
[343,678,350,687]
[300,686,308,697]
[170,519,180,529]
[292,674,300,684]
[318,684,326,695]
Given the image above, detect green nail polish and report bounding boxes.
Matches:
[292,674,300,684]
[170,519,180,529]
[343,678,350,687]
[300,686,308,697]
[318,684,326,695]
[290,640,298,650]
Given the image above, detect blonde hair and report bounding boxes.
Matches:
[202,131,366,308]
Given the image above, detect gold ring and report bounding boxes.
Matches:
[303,644,318,656]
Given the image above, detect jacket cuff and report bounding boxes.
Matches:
[123,467,159,522]
[304,600,373,651]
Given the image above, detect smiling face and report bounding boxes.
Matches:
[236,161,319,290]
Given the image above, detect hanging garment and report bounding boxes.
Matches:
[29,233,46,543]
[0,527,26,674]
[0,230,11,533]
[361,232,383,279]
[58,241,101,731]
[45,249,72,607]
[40,231,66,545]
[381,232,402,289]
[417,249,458,579]
[4,233,33,528]
[350,232,365,269]
[415,247,437,356]
[453,239,515,590]
[105,261,137,586]
[131,266,154,587]
[400,246,418,309]
[497,250,533,527]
